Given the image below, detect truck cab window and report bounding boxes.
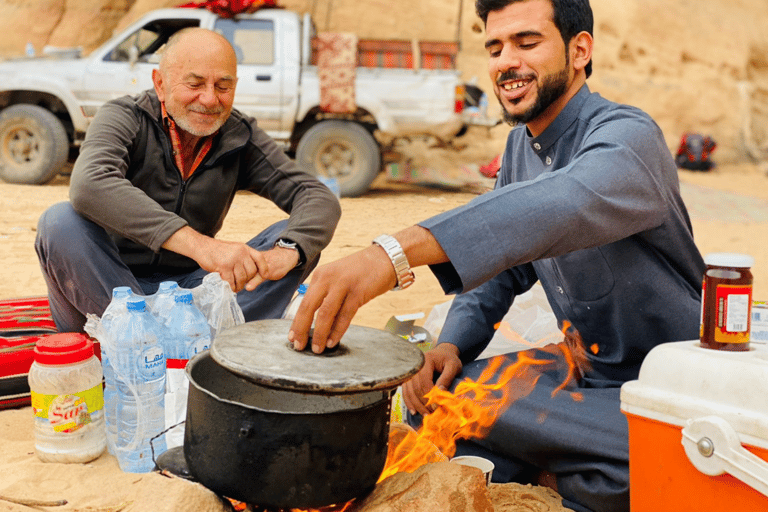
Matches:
[105,20,200,63]
[214,18,274,65]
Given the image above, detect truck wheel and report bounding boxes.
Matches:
[0,104,69,185]
[296,120,381,197]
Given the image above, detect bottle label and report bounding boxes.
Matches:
[714,284,752,343]
[31,384,104,433]
[138,345,166,380]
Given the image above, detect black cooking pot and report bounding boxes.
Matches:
[183,319,424,510]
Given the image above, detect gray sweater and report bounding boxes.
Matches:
[70,90,340,274]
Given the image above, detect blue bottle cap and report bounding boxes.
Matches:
[174,291,193,304]
[126,297,146,311]
[158,281,179,292]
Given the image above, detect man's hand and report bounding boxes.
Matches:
[249,246,300,288]
[288,226,450,354]
[288,244,397,354]
[402,343,462,416]
[193,237,263,292]
[162,226,299,293]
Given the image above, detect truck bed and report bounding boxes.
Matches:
[310,37,458,70]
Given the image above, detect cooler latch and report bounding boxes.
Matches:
[681,416,768,497]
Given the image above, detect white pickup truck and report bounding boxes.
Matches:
[0,7,492,196]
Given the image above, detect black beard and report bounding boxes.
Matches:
[499,66,570,126]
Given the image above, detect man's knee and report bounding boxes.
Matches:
[36,202,110,263]
[36,202,78,256]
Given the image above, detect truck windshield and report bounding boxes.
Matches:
[105,19,200,63]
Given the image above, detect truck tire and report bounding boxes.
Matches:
[0,104,69,185]
[296,120,381,197]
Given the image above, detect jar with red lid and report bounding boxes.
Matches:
[28,333,106,463]
[699,253,754,351]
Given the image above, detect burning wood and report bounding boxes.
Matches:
[288,324,589,512]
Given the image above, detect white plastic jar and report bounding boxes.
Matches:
[28,333,106,463]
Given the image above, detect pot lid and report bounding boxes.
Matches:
[211,319,425,393]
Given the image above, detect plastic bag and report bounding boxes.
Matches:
[422,283,563,360]
[191,272,245,339]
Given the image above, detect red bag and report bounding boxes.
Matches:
[177,0,277,18]
[0,297,57,410]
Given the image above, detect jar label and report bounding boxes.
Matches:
[30,384,104,433]
[714,284,752,343]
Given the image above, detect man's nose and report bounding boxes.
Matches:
[496,44,522,73]
[198,84,218,106]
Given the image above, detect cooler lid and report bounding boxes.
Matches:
[211,319,425,393]
[621,341,768,447]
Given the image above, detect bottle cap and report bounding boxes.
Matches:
[126,297,147,311]
[34,333,94,365]
[297,284,308,294]
[112,286,133,299]
[158,281,179,292]
[705,253,754,268]
[175,291,193,304]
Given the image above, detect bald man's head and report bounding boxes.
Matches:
[152,28,238,138]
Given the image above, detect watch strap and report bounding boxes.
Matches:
[372,235,415,290]
[276,238,305,267]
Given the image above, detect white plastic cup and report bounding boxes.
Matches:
[451,455,495,486]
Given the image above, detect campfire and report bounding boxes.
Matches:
[283,323,590,512]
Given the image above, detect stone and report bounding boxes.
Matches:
[351,461,494,512]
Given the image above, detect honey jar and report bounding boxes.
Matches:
[700,253,754,351]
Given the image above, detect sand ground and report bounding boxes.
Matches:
[1,162,767,511]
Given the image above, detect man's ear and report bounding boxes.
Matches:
[152,69,165,102]
[570,31,593,74]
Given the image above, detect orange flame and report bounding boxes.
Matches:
[292,322,591,512]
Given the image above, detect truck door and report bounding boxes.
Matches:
[213,17,290,142]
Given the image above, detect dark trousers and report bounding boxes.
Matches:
[408,346,629,512]
[35,202,316,332]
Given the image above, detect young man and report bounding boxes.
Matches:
[35,28,341,332]
[289,1,703,510]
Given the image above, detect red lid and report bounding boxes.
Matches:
[34,333,94,365]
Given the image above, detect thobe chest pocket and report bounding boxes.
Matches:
[552,247,615,302]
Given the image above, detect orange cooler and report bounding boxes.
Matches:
[620,341,768,511]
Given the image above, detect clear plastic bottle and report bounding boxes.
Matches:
[162,290,211,448]
[163,290,212,360]
[149,281,180,320]
[112,296,167,472]
[100,286,133,455]
[282,283,308,320]
[28,333,106,463]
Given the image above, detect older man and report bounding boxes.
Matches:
[35,28,341,332]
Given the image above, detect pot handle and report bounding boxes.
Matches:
[681,415,768,497]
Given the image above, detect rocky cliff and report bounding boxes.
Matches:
[1,0,766,163]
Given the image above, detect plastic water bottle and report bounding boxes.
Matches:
[163,290,211,359]
[149,281,179,320]
[479,92,489,117]
[100,286,133,455]
[282,283,308,320]
[162,290,211,448]
[111,296,167,473]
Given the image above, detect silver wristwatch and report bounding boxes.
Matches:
[372,235,415,290]
[275,238,304,267]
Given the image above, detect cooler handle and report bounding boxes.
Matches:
[681,416,768,497]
